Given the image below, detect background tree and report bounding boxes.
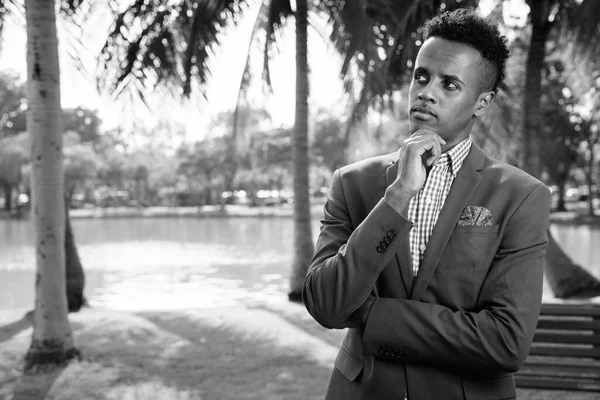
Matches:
[522,0,600,297]
[0,133,28,211]
[0,72,27,137]
[63,131,102,206]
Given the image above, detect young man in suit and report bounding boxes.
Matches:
[303,8,551,400]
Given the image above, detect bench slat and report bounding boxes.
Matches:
[536,319,600,330]
[518,303,600,391]
[529,345,600,358]
[533,332,600,345]
[520,362,600,377]
[515,376,600,392]
[541,304,600,317]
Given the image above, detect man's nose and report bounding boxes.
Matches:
[417,86,436,103]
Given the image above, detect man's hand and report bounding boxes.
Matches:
[383,130,446,215]
[395,130,446,192]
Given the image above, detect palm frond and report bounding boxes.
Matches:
[318,0,479,126]
[562,0,600,49]
[97,0,249,104]
[262,0,293,91]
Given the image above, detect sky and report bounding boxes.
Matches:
[0,0,346,143]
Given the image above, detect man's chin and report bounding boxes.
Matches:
[409,119,436,134]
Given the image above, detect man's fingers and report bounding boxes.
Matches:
[409,130,447,145]
[425,154,438,166]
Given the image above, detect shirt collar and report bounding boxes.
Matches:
[436,136,472,177]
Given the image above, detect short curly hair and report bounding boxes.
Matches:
[422,8,509,93]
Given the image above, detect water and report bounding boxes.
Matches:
[0,217,598,310]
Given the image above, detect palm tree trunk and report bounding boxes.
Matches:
[288,0,314,302]
[522,1,552,177]
[24,0,78,369]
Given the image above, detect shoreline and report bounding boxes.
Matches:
[0,204,327,220]
[1,204,599,225]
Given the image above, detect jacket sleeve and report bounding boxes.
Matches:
[361,183,551,373]
[302,169,412,329]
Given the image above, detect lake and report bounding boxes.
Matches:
[1,217,599,310]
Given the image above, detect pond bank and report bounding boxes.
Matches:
[0,204,326,220]
[2,204,599,225]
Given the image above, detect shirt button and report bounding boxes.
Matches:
[426,197,432,204]
[420,244,427,251]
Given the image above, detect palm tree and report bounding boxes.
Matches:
[23,0,79,368]
[1,2,89,314]
[520,0,600,297]
[97,0,316,301]
[287,0,312,301]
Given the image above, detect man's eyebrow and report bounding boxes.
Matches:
[441,74,465,86]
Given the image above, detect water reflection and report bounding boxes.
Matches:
[0,217,598,310]
[0,217,321,310]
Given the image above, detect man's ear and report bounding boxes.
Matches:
[474,91,495,117]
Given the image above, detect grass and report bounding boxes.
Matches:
[0,305,598,400]
[0,307,332,400]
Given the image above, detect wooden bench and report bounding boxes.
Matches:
[515,303,600,392]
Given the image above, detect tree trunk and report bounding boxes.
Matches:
[545,229,600,298]
[556,176,567,212]
[585,147,595,216]
[65,200,86,312]
[2,183,12,211]
[24,0,78,369]
[522,1,552,177]
[288,0,314,302]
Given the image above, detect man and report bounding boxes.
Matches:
[303,8,551,400]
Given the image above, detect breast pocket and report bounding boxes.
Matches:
[433,225,500,309]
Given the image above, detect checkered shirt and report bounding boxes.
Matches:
[407,137,472,277]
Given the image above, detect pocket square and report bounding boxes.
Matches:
[457,206,494,226]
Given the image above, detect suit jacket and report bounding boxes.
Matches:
[303,143,551,400]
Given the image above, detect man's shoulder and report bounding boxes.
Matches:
[482,156,549,195]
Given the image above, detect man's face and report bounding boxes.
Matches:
[408,37,490,147]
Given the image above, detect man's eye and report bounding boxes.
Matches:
[414,74,427,83]
[444,80,458,90]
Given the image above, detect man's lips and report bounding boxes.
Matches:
[410,105,437,119]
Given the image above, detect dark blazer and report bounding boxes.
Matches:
[303,143,551,400]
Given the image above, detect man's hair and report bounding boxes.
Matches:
[422,8,509,93]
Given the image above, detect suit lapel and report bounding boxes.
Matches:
[386,160,414,297]
[410,144,486,301]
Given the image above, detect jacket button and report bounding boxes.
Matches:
[384,235,392,244]
[387,229,396,237]
[376,245,385,253]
